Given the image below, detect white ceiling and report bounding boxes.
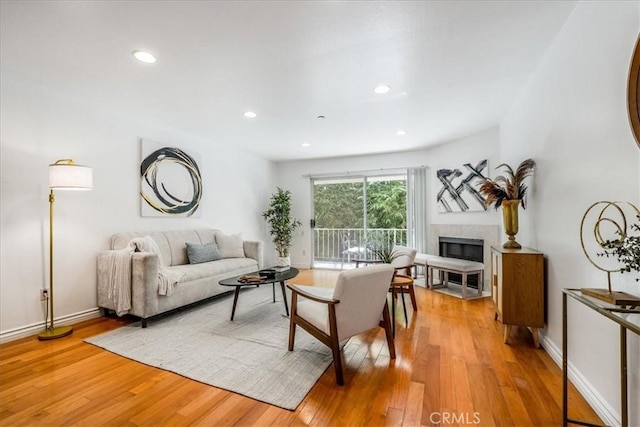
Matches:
[1,1,577,161]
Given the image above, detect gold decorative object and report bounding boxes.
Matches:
[478,159,536,249]
[627,35,640,149]
[501,199,521,249]
[579,201,640,307]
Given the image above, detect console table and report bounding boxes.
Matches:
[562,288,640,427]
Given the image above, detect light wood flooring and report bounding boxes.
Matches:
[0,269,601,426]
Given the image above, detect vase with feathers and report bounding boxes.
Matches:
[479,159,536,249]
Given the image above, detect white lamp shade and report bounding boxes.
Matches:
[49,163,93,190]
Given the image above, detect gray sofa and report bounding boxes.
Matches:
[97,229,263,327]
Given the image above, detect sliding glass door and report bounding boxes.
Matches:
[311,174,407,269]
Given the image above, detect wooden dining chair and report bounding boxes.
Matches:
[390,245,418,311]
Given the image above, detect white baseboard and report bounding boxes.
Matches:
[291,263,311,270]
[539,332,620,426]
[0,308,102,344]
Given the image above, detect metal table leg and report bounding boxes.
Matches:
[621,325,628,427]
[400,287,408,326]
[280,281,289,316]
[562,292,568,427]
[230,287,241,321]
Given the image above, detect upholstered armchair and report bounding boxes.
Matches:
[287,264,396,385]
[391,245,418,311]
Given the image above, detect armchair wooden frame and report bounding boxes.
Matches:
[287,284,396,386]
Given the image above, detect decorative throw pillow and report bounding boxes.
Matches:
[216,233,245,258]
[186,242,222,264]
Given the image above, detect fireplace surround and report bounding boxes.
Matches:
[439,236,484,288]
[429,224,500,291]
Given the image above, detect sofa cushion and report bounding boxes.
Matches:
[140,235,168,267]
[110,231,172,266]
[216,233,245,258]
[174,258,258,283]
[163,230,203,266]
[186,242,222,264]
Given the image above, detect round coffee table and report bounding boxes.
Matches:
[219,267,299,320]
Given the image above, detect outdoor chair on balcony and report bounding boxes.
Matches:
[287,264,396,385]
[340,231,367,268]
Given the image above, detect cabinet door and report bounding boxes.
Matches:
[501,253,544,327]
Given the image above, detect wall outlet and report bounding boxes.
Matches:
[302,250,306,256]
[40,289,48,301]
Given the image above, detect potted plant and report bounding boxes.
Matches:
[370,243,399,264]
[262,187,302,268]
[600,214,640,281]
[478,159,536,249]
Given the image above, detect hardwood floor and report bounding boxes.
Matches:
[0,269,601,426]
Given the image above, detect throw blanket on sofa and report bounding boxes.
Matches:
[104,236,183,315]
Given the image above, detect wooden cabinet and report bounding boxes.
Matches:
[491,246,544,348]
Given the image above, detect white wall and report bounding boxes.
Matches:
[0,73,275,339]
[275,127,500,268]
[500,2,640,425]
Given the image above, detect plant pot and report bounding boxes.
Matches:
[275,256,291,268]
[502,199,522,249]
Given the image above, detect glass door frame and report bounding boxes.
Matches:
[310,172,407,269]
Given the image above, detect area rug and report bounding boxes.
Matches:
[85,285,343,410]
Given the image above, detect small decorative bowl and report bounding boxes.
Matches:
[258,269,276,279]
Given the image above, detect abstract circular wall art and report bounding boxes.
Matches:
[140,140,203,217]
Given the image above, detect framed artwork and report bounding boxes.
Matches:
[628,35,640,149]
[140,139,203,217]
[436,159,488,213]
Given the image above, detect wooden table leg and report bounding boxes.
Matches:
[503,325,511,344]
[532,328,540,348]
[391,290,397,338]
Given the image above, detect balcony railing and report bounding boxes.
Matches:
[313,228,408,264]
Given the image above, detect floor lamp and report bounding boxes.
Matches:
[38,159,93,341]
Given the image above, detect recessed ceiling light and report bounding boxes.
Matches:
[374,85,391,94]
[243,111,257,118]
[132,50,156,64]
[301,143,311,147]
[396,130,407,136]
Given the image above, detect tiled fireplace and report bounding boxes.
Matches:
[439,236,484,288]
[429,224,500,292]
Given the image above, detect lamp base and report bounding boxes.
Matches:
[38,325,73,341]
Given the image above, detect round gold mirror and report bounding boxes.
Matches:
[628,35,640,149]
